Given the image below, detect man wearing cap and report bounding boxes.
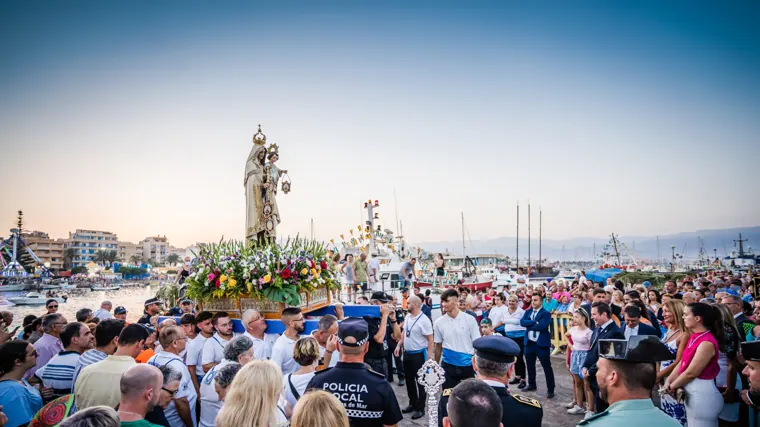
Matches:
[307,317,403,427]
[438,335,542,427]
[579,336,680,427]
[740,340,760,409]
[363,291,402,378]
[180,299,195,314]
[138,298,163,324]
[114,306,128,321]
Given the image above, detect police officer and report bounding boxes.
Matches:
[138,298,163,324]
[579,335,680,427]
[740,340,760,409]
[307,317,403,427]
[363,291,402,377]
[439,335,542,427]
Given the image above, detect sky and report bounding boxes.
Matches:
[1,1,759,248]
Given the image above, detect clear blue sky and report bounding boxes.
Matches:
[1,1,758,247]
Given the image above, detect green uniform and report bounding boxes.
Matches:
[578,399,681,427]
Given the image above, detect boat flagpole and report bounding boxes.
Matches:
[528,200,531,272]
[516,201,519,270]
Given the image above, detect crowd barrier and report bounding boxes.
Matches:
[550,313,573,355]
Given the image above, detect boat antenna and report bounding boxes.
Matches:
[516,201,519,270]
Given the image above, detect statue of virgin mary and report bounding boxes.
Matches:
[245,125,282,242]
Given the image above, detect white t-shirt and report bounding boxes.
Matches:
[282,372,315,409]
[243,331,280,361]
[514,274,527,284]
[270,334,299,375]
[199,360,232,427]
[185,334,209,377]
[433,311,480,366]
[92,308,112,320]
[488,305,509,329]
[201,333,230,366]
[368,258,380,282]
[503,307,526,334]
[403,312,433,352]
[148,351,197,427]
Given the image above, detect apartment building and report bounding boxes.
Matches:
[21,231,65,271]
[65,229,118,267]
[118,241,144,265]
[140,235,170,264]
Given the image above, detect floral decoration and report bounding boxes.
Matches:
[185,237,339,306]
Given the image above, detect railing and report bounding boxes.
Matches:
[550,313,573,355]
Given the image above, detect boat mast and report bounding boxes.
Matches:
[538,208,542,269]
[516,202,519,270]
[461,212,465,258]
[528,201,531,271]
[735,233,747,257]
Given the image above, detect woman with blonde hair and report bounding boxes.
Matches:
[657,299,689,426]
[291,390,350,427]
[215,361,288,427]
[611,290,625,309]
[283,337,321,410]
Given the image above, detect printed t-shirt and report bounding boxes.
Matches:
[147,351,197,427]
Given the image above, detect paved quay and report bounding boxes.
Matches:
[392,355,578,427]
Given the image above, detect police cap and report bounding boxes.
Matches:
[370,291,390,303]
[599,335,672,362]
[338,317,370,347]
[741,340,760,362]
[473,335,520,364]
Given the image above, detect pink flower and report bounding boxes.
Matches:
[208,273,216,282]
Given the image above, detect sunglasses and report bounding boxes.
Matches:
[48,305,59,309]
[162,387,179,396]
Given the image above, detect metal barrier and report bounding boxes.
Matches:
[550,313,573,355]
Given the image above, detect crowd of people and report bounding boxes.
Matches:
[0,268,759,427]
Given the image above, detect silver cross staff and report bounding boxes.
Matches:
[417,359,446,427]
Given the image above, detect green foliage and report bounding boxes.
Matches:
[166,254,181,266]
[156,283,181,307]
[119,266,148,276]
[71,266,88,275]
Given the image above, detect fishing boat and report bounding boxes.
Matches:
[0,283,29,292]
[90,285,121,291]
[8,292,66,305]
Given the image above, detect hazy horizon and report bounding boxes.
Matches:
[2,1,759,248]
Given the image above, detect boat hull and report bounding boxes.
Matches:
[8,297,65,305]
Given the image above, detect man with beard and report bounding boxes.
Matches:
[579,336,680,427]
[271,307,305,375]
[116,364,165,427]
[740,341,760,408]
[201,312,235,373]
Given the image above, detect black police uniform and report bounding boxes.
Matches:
[740,341,760,409]
[364,315,389,375]
[438,335,542,427]
[307,317,403,427]
[137,311,152,324]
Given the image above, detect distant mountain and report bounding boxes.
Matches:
[414,226,760,262]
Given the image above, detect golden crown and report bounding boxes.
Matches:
[253,124,267,146]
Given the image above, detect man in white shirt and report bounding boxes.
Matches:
[395,296,433,420]
[199,336,253,427]
[271,307,304,375]
[201,311,234,373]
[71,318,123,392]
[310,314,339,369]
[434,289,481,389]
[186,311,214,394]
[36,322,93,398]
[241,309,279,361]
[368,253,380,288]
[488,294,508,336]
[148,326,196,427]
[92,301,113,320]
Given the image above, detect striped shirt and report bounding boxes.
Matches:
[71,349,108,392]
[36,351,81,397]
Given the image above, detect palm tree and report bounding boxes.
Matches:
[105,250,119,267]
[166,253,180,266]
[129,255,142,266]
[63,248,78,270]
[94,250,108,266]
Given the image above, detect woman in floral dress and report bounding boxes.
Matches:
[656,299,689,426]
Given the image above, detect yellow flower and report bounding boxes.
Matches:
[311,268,317,276]
[220,274,228,283]
[263,274,272,283]
[301,268,308,275]
[228,279,237,288]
